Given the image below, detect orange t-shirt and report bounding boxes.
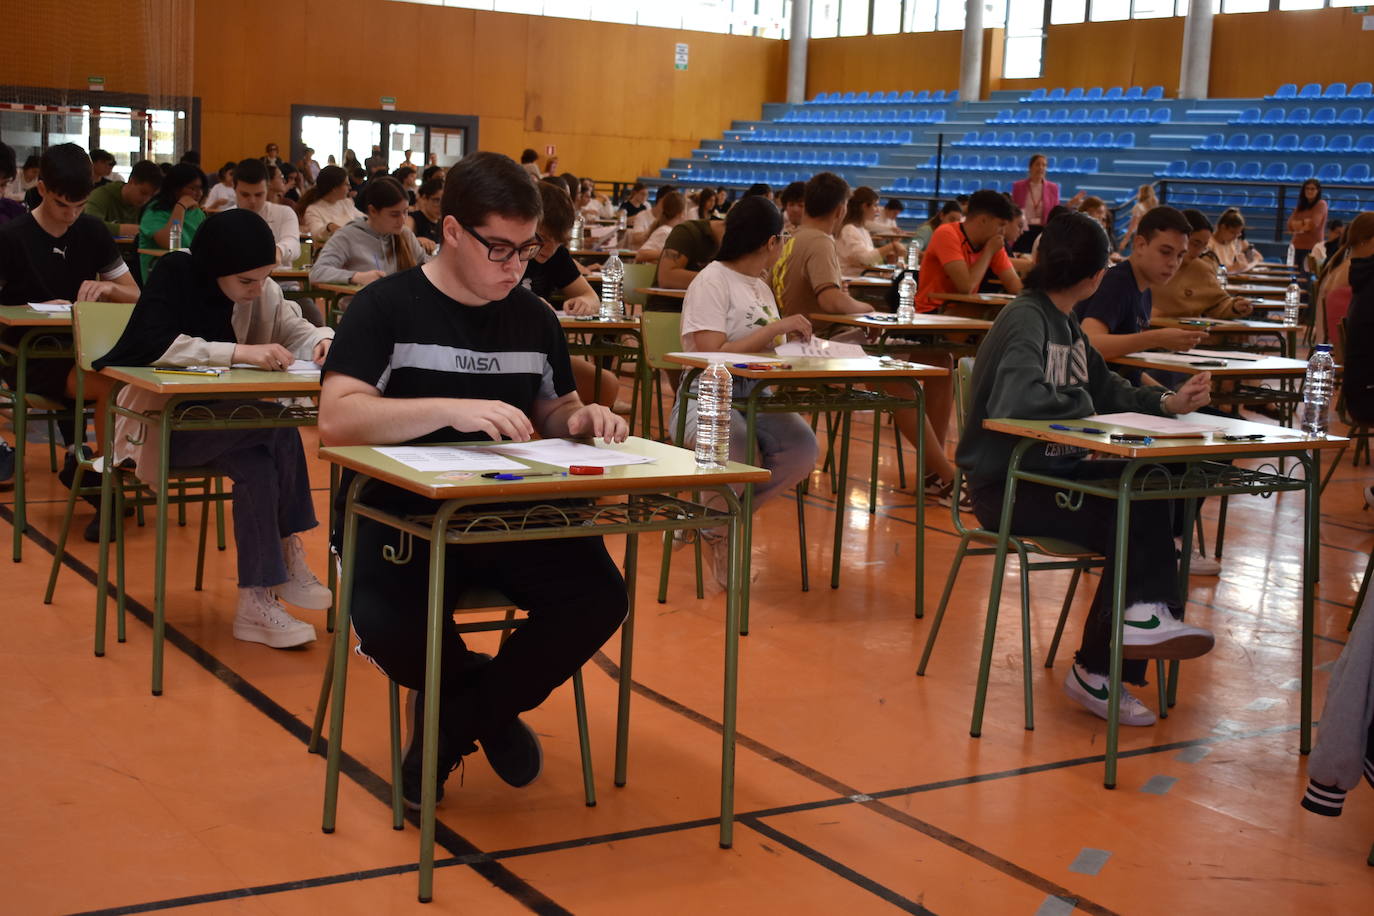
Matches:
[914,221,1012,313]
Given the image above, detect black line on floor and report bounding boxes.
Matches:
[739,816,938,915]
[1,504,571,916]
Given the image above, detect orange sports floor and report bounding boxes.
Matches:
[3,403,1373,915]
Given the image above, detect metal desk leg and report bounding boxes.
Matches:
[150,408,174,696]
[830,407,853,590]
[417,505,458,903]
[322,476,365,833]
[739,393,761,635]
[1301,448,1321,754]
[94,383,122,657]
[615,512,640,785]
[10,338,30,561]
[913,383,926,621]
[719,487,744,849]
[1104,464,1143,789]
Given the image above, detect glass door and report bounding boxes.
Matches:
[427,127,465,167]
[301,114,343,169]
[388,123,421,172]
[346,119,382,174]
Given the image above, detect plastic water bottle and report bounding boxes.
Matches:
[896,273,917,324]
[617,209,627,230]
[1215,263,1227,289]
[694,362,732,469]
[1283,282,1301,326]
[906,236,921,271]
[599,251,624,319]
[1300,344,1334,438]
[167,219,182,251]
[571,212,584,249]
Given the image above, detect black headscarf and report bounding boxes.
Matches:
[94,209,277,369]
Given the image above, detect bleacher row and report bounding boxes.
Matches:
[1192,132,1374,154]
[1164,186,1374,217]
[955,130,1135,150]
[777,108,949,125]
[805,89,958,105]
[1020,85,1165,103]
[1264,81,1373,101]
[879,176,1011,196]
[1155,159,1370,185]
[1228,106,1374,127]
[738,128,915,146]
[924,154,1100,175]
[679,159,877,186]
[708,147,890,165]
[989,107,1172,125]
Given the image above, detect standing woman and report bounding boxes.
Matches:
[299,165,362,245]
[1010,154,1059,253]
[94,209,334,648]
[138,162,205,280]
[1118,184,1157,253]
[1288,178,1328,272]
[836,185,906,270]
[309,176,427,289]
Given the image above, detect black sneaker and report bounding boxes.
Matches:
[480,716,544,788]
[0,441,15,489]
[400,689,475,811]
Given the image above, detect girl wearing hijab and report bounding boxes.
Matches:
[95,209,335,649]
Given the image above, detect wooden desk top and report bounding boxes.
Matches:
[1228,283,1303,298]
[665,352,947,379]
[568,248,634,259]
[927,291,1015,307]
[842,275,893,288]
[984,415,1344,459]
[558,314,641,331]
[1150,316,1297,334]
[1110,352,1310,377]
[100,365,322,395]
[0,304,75,328]
[809,312,993,333]
[137,247,185,258]
[272,268,310,279]
[638,286,686,299]
[319,436,769,502]
[314,282,363,295]
[1228,273,1291,286]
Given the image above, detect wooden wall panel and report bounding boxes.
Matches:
[804,32,962,97]
[1209,8,1374,99]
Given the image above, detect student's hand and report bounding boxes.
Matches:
[1232,298,1254,317]
[449,399,534,442]
[1154,327,1206,351]
[567,404,629,443]
[76,280,119,302]
[177,193,200,211]
[983,233,1006,258]
[234,342,296,370]
[417,237,438,255]
[350,270,385,286]
[326,222,340,234]
[1163,372,1212,415]
[311,338,332,365]
[564,295,599,317]
[773,314,812,341]
[1068,190,1087,207]
[118,223,139,237]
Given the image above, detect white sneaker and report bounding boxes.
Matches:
[1175,538,1221,576]
[1064,663,1157,727]
[273,534,332,610]
[1121,601,1214,660]
[234,587,317,648]
[701,533,732,592]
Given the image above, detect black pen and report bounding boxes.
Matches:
[1109,433,1153,443]
[1221,434,1265,441]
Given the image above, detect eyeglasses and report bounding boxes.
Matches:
[460,222,543,263]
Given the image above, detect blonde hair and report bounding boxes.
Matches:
[1137,185,1158,209]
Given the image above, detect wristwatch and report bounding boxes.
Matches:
[1159,389,1177,415]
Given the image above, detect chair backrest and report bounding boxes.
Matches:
[620,262,657,309]
[641,310,685,372]
[73,301,137,373]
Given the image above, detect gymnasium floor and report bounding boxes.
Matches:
[3,403,1372,915]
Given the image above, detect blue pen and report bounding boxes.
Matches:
[481,471,568,480]
[1050,423,1106,434]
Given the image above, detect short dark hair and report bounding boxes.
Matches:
[779,181,806,207]
[39,143,94,201]
[180,149,201,166]
[1136,205,1191,243]
[559,172,578,199]
[0,142,15,182]
[1216,207,1245,230]
[654,183,677,203]
[1025,211,1109,292]
[803,171,849,219]
[421,165,444,182]
[966,189,1015,221]
[128,160,163,188]
[90,148,116,167]
[883,198,904,213]
[22,155,40,171]
[393,165,416,182]
[536,180,576,240]
[520,148,539,164]
[716,195,783,262]
[440,151,542,228]
[743,182,771,199]
[1181,208,1212,234]
[417,177,443,199]
[233,157,268,185]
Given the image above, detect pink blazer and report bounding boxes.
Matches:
[1011,178,1060,225]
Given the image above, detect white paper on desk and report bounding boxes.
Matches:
[1088,412,1227,436]
[673,351,783,364]
[490,439,654,468]
[27,302,70,313]
[372,446,526,472]
[230,359,321,374]
[1123,350,1214,365]
[1180,348,1266,361]
[776,338,868,359]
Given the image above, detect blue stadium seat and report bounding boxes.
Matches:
[1089,109,1109,123]
[932,90,949,103]
[1032,109,1050,123]
[1268,84,1297,100]
[1214,162,1236,179]
[1315,163,1342,183]
[1104,87,1124,101]
[1066,88,1085,102]
[898,130,913,143]
[1073,131,1093,147]
[1195,133,1223,150]
[1261,163,1287,181]
[841,91,857,104]
[1338,107,1363,125]
[914,90,931,103]
[1351,82,1373,100]
[1152,108,1171,123]
[1109,108,1129,123]
[1323,83,1347,100]
[1300,135,1325,153]
[1232,108,1260,124]
[1125,86,1144,101]
[1001,155,1017,171]
[1286,107,1311,123]
[1086,87,1104,101]
[998,131,1016,145]
[1262,108,1286,124]
[1275,134,1300,152]
[1059,156,1079,172]
[900,90,916,102]
[1051,109,1071,123]
[1171,188,1197,205]
[1367,110,1374,124]
[1158,160,1186,178]
[1197,189,1223,207]
[1053,131,1073,145]
[1237,162,1262,180]
[930,110,946,123]
[881,129,896,144]
[855,91,871,104]
[1130,109,1151,123]
[1297,83,1322,100]
[1313,107,1337,126]
[990,109,1011,123]
[1117,131,1135,147]
[1070,109,1089,123]
[1188,160,1212,178]
[1224,134,1248,151]
[1222,189,1248,207]
[1024,88,1046,102]
[1249,133,1274,151]
[1289,162,1314,181]
[1016,131,1034,146]
[1080,157,1099,173]
[1344,164,1371,184]
[1035,131,1053,145]
[1356,135,1374,154]
[1328,135,1353,153]
[883,109,899,122]
[1145,86,1164,101]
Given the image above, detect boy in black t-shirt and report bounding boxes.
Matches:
[0,143,139,485]
[320,151,628,806]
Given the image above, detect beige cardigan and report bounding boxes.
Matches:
[111,279,333,485]
[1152,255,1251,320]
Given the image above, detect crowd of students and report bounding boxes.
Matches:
[1,134,1372,796]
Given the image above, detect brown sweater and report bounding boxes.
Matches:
[1152,255,1251,319]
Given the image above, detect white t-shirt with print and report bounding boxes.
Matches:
[680,259,781,349]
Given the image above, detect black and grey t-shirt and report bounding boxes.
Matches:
[0,212,126,304]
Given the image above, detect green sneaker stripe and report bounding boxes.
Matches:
[1124,616,1161,630]
[1073,668,1110,701]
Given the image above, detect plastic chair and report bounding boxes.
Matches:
[1025,88,1046,103]
[1116,131,1135,147]
[1269,83,1297,100]
[1338,108,1363,126]
[1262,108,1286,124]
[1275,134,1301,153]
[1032,109,1050,123]
[1125,86,1144,101]
[1261,162,1288,182]
[1152,107,1171,123]
[1316,163,1342,183]
[1214,162,1236,180]
[1048,88,1067,102]
[1035,130,1053,146]
[1249,133,1274,151]
[1289,163,1315,181]
[1158,161,1186,178]
[1301,135,1326,153]
[1187,160,1213,178]
[1286,107,1311,125]
[1079,157,1099,173]
[1349,82,1372,100]
[1052,110,1070,123]
[1298,83,1322,100]
[1232,108,1260,124]
[1070,109,1088,124]
[1073,131,1093,147]
[1145,86,1164,101]
[1344,164,1371,184]
[1195,133,1222,151]
[1089,109,1109,123]
[1313,107,1338,126]
[1223,134,1248,151]
[1357,136,1374,155]
[1053,131,1073,146]
[1104,87,1124,101]
[1237,162,1262,181]
[1109,108,1129,123]
[917,358,1107,732]
[1085,87,1104,101]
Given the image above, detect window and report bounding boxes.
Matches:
[1131,0,1174,18]
[1004,0,1046,78]
[936,0,965,30]
[1049,0,1087,23]
[871,0,903,33]
[1277,0,1324,8]
[387,0,791,36]
[838,0,870,35]
[905,0,938,30]
[1221,0,1267,10]
[1089,0,1131,20]
[811,0,840,36]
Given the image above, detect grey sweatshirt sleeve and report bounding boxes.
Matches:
[309,224,372,285]
[1303,590,1374,814]
[1082,342,1173,416]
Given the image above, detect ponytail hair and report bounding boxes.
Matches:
[1024,211,1109,292]
[299,165,347,210]
[715,195,783,263]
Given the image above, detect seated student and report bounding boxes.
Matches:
[647,210,725,312]
[618,182,650,220]
[407,177,445,254]
[1316,212,1374,343]
[914,189,1024,312]
[771,171,960,496]
[204,161,237,213]
[741,182,772,202]
[393,166,418,206]
[519,147,541,178]
[278,162,303,206]
[231,157,300,266]
[310,177,427,288]
[1153,209,1255,319]
[299,165,363,244]
[317,150,629,803]
[17,155,42,209]
[90,149,117,187]
[778,180,805,237]
[958,211,1215,727]
[521,182,621,410]
[868,197,903,232]
[911,200,963,250]
[83,159,162,239]
[673,195,819,587]
[94,209,333,647]
[1002,203,1033,277]
[0,144,141,496]
[421,164,445,184]
[576,178,614,222]
[633,190,686,263]
[1118,184,1158,253]
[0,143,29,225]
[627,183,675,248]
[1342,221,1374,425]
[836,186,905,270]
[137,162,206,279]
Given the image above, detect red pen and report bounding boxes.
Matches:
[569,465,605,475]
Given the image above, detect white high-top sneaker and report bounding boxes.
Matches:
[273,534,332,610]
[234,587,317,648]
